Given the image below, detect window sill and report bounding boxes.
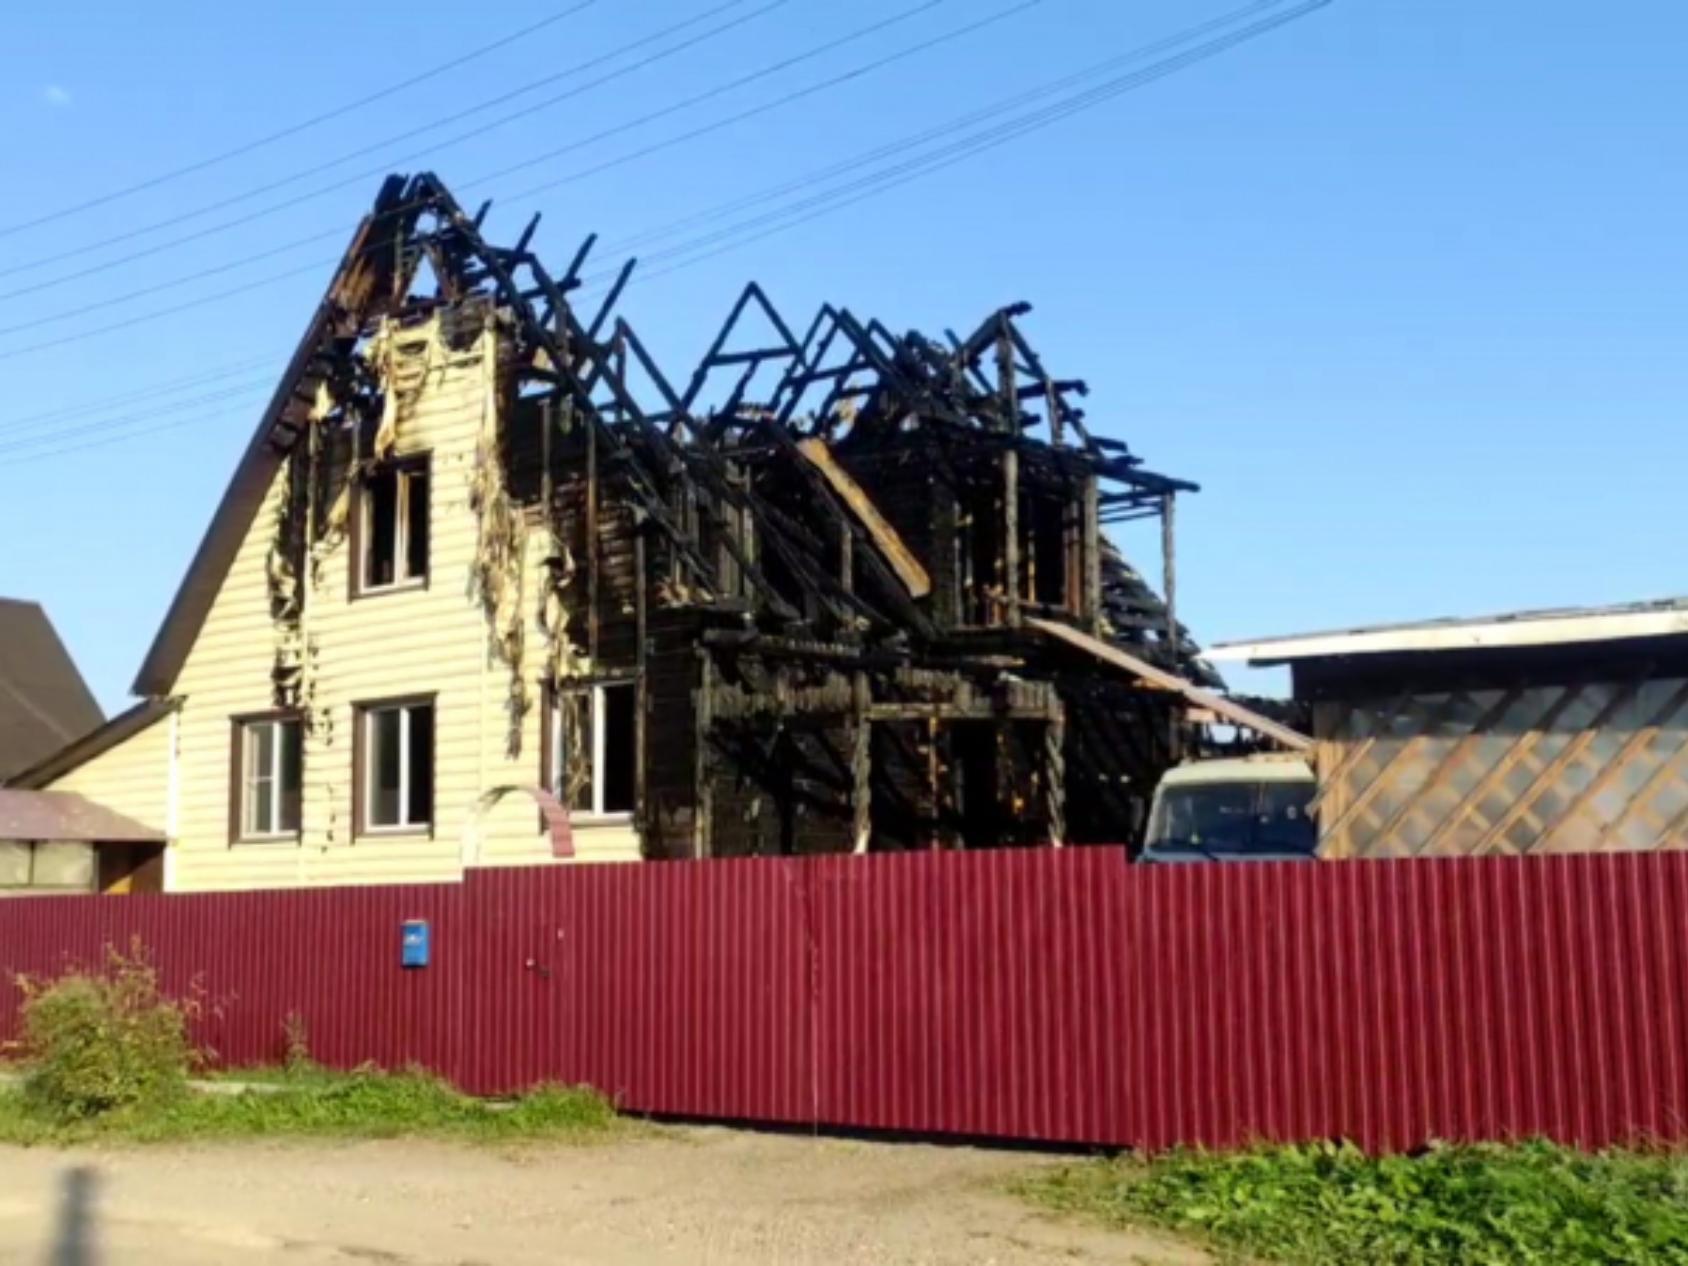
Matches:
[353,577,429,601]
[233,834,301,847]
[570,813,634,828]
[358,825,434,841]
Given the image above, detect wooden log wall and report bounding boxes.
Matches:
[640,610,702,861]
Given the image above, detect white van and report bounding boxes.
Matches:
[1141,753,1318,863]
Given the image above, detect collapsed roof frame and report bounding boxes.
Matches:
[657,276,1208,679]
[137,168,1217,702]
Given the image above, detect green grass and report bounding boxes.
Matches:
[1016,1141,1688,1265]
[0,1065,620,1147]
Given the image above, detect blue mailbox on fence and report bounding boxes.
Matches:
[401,919,430,969]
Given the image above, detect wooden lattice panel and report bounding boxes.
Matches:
[1314,677,1688,858]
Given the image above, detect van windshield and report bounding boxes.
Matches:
[1145,779,1316,857]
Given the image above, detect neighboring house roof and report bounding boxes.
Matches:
[0,788,164,844]
[6,698,176,791]
[0,598,103,783]
[1210,597,1688,666]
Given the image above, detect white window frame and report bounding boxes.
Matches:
[550,682,635,822]
[241,717,301,841]
[362,701,433,834]
[360,463,428,593]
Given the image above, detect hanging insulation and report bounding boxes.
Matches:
[466,321,529,755]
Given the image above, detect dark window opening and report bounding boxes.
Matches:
[408,703,434,825]
[601,683,636,814]
[361,462,429,592]
[1024,493,1070,609]
[954,724,999,846]
[550,682,637,817]
[363,701,434,831]
[960,486,1002,625]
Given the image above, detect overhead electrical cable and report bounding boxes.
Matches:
[0,0,982,319]
[2,0,1332,458]
[0,354,277,434]
[0,1,601,238]
[0,382,274,455]
[622,0,1335,283]
[0,0,1024,353]
[593,0,1291,256]
[0,0,788,286]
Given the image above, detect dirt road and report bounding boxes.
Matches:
[0,1125,1203,1265]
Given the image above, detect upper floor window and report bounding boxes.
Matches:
[359,698,434,834]
[358,458,429,594]
[235,715,303,841]
[547,682,636,819]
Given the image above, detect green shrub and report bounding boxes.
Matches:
[0,1066,620,1145]
[281,1010,312,1074]
[1019,1141,1688,1265]
[168,1069,620,1141]
[16,945,197,1119]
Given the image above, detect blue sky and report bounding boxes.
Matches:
[1,0,1682,711]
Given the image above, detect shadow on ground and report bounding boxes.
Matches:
[49,1166,97,1266]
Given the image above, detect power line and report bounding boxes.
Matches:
[625,0,1333,284]
[0,372,277,442]
[0,0,1023,352]
[470,0,968,193]
[0,4,601,241]
[3,399,274,466]
[0,382,274,455]
[0,380,490,465]
[487,0,1033,201]
[5,0,1275,343]
[3,0,1330,460]
[593,0,1290,257]
[0,0,1302,366]
[0,0,972,321]
[0,0,787,289]
[0,354,277,433]
[0,235,339,337]
[0,258,338,362]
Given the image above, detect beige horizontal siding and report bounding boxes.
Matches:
[149,321,637,892]
[41,712,172,831]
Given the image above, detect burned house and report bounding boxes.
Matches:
[13,173,1299,892]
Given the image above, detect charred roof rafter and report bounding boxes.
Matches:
[135,171,1209,699]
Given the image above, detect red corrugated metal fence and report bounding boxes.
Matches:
[2,849,1685,1154]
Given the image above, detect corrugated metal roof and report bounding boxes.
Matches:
[0,789,164,843]
[1211,596,1688,664]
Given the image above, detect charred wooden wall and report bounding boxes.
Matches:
[706,653,856,858]
[641,610,701,861]
[1059,678,1175,847]
[837,446,955,623]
